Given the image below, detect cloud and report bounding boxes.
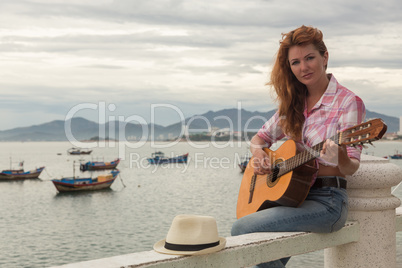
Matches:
[0,0,401,130]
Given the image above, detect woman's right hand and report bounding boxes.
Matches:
[249,134,272,175]
[252,149,271,175]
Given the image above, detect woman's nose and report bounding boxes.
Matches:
[300,60,308,71]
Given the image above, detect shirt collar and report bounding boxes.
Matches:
[320,73,338,106]
[305,73,337,114]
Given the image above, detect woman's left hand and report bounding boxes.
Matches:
[320,139,348,166]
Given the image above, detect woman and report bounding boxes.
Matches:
[231,25,366,267]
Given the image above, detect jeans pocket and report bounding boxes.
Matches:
[331,200,348,232]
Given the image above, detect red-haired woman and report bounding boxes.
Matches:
[231,25,366,267]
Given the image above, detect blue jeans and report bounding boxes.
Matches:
[231,187,348,268]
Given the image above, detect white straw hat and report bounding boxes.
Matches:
[153,214,226,255]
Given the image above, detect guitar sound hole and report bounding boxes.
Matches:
[271,165,280,182]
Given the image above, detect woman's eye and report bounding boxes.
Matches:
[291,61,299,65]
[307,56,315,60]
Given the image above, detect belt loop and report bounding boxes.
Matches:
[336,176,340,189]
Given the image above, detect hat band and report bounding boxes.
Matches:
[165,241,219,251]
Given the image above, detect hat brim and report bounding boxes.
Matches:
[153,237,226,255]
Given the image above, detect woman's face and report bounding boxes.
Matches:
[288,44,328,88]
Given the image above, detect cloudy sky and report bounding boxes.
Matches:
[0,0,401,130]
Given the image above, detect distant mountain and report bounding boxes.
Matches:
[0,118,99,141]
[365,111,399,132]
[185,109,276,132]
[0,109,399,141]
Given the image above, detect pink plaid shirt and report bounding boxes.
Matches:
[257,74,366,166]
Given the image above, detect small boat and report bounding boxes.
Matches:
[147,152,189,164]
[67,147,92,155]
[0,166,45,180]
[80,158,120,171]
[389,150,402,159]
[0,160,45,180]
[52,170,120,193]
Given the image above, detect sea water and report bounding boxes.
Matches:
[0,141,401,268]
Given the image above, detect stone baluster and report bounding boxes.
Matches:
[324,155,402,268]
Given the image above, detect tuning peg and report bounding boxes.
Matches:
[360,142,368,149]
[368,141,375,147]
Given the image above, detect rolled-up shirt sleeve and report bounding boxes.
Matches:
[257,111,286,148]
[339,95,366,161]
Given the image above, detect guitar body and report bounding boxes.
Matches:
[236,140,318,219]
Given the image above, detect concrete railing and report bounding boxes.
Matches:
[53,155,402,268]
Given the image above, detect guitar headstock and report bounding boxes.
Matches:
[340,118,387,147]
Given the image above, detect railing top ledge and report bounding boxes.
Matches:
[347,154,402,189]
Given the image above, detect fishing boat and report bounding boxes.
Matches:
[0,166,45,180]
[0,160,45,180]
[52,170,120,193]
[80,158,120,171]
[389,150,402,159]
[147,152,189,164]
[67,147,92,155]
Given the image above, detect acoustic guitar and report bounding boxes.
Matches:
[236,118,387,219]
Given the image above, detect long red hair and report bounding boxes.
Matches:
[268,25,328,140]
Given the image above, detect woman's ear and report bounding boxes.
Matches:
[323,51,329,69]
